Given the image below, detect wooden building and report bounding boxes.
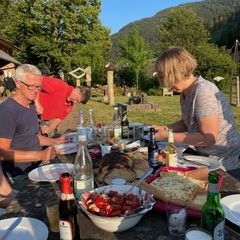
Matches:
[0,36,21,77]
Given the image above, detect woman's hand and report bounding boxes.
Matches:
[151,125,169,140]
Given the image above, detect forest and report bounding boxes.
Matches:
[0,0,240,93]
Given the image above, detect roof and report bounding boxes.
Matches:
[0,50,21,68]
[0,36,18,50]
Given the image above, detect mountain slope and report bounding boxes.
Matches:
[111,0,240,58]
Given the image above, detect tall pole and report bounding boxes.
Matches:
[229,39,240,106]
[105,63,115,106]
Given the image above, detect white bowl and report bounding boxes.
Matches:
[78,185,155,232]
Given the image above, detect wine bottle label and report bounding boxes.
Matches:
[167,153,177,167]
[61,193,74,201]
[59,220,73,240]
[122,126,129,138]
[214,220,225,240]
[209,183,219,193]
[148,150,160,167]
[114,127,121,139]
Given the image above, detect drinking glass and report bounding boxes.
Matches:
[46,199,59,232]
[166,203,187,236]
[101,125,115,145]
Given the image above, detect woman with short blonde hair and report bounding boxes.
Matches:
[153,46,240,175]
[156,46,197,90]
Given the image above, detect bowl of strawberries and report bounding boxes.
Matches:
[78,185,155,232]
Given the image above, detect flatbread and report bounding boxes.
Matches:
[140,171,208,210]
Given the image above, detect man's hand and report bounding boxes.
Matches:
[40,146,56,161]
[151,125,168,140]
[52,135,66,145]
[41,125,50,135]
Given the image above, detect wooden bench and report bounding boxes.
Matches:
[162,87,173,96]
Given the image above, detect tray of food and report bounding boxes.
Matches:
[140,166,223,218]
[95,151,149,186]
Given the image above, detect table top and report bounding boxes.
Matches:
[2,154,240,240]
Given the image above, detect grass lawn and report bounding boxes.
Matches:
[58,95,240,133]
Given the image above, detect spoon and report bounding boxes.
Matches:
[126,167,153,193]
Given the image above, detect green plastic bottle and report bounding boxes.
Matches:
[201,171,225,240]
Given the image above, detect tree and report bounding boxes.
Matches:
[118,28,151,89]
[158,7,209,53]
[1,0,111,84]
[158,6,234,85]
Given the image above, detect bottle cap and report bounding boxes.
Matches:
[60,172,72,194]
[78,135,87,141]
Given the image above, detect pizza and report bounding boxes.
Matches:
[140,171,208,210]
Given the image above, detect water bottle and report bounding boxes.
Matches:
[86,109,96,145]
[73,135,94,199]
[77,109,86,138]
[112,107,122,140]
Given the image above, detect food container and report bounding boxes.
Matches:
[143,167,223,218]
[78,185,155,232]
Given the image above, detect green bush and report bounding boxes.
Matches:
[114,86,124,96]
[147,88,162,96]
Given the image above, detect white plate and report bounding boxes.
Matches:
[0,217,48,240]
[28,163,74,182]
[54,142,77,154]
[179,155,221,171]
[220,194,240,226]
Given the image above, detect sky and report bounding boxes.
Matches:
[100,0,203,34]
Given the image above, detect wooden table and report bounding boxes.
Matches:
[1,154,240,240]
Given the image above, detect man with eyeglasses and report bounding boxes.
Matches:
[35,76,90,136]
[0,64,65,208]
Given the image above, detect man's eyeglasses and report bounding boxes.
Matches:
[21,81,42,91]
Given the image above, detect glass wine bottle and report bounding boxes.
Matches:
[164,129,177,167]
[112,106,122,141]
[121,109,129,139]
[59,172,80,240]
[148,127,160,173]
[201,171,225,240]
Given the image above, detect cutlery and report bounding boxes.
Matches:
[179,158,210,167]
[126,167,153,193]
[1,217,22,240]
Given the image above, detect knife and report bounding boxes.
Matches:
[1,217,22,240]
[180,157,210,167]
